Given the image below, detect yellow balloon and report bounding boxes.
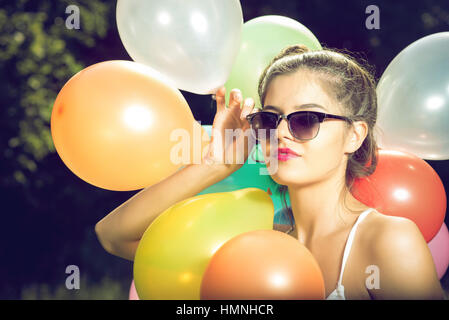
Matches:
[133,188,274,300]
[51,60,210,191]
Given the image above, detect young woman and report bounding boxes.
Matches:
[95,44,445,300]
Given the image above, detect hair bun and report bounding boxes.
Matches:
[274,44,310,61]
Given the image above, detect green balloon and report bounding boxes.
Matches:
[224,15,322,109]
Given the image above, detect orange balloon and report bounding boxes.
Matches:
[200,230,325,300]
[51,61,210,191]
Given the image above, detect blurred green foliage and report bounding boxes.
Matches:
[0,0,110,186]
[0,0,136,299]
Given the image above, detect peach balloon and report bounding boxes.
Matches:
[200,230,325,300]
[51,60,210,191]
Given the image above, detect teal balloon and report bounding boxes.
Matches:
[198,125,290,222]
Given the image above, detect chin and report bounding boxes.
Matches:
[269,169,303,187]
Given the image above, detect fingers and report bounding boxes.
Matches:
[215,86,226,112]
[240,97,255,121]
[228,88,242,110]
[241,98,257,155]
[217,87,256,125]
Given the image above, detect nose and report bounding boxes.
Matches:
[277,117,294,141]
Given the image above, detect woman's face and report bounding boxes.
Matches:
[261,71,355,187]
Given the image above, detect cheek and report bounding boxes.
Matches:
[259,124,347,183]
[307,124,346,168]
[280,126,345,174]
[306,145,341,174]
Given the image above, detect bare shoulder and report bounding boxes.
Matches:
[360,209,425,247]
[359,209,428,258]
[359,209,444,299]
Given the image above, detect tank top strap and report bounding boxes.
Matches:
[336,208,375,286]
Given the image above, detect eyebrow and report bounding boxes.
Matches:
[263,104,328,112]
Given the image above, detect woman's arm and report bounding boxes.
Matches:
[95,86,256,262]
[95,163,230,261]
[368,217,445,300]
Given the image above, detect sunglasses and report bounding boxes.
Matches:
[246,109,352,141]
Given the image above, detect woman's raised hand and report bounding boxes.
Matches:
[203,86,257,175]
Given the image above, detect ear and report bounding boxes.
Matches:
[344,121,368,154]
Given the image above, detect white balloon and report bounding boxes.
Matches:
[116,0,243,95]
[376,32,449,160]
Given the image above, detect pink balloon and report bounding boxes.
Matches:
[129,279,140,300]
[427,223,449,280]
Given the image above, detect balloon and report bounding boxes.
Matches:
[351,149,446,242]
[224,15,322,109]
[198,125,286,213]
[51,60,209,191]
[129,279,139,300]
[116,0,243,94]
[200,230,325,300]
[376,32,449,160]
[428,223,449,280]
[133,188,274,300]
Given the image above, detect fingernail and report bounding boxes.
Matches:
[236,94,242,102]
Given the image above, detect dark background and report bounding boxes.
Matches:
[1,0,448,299]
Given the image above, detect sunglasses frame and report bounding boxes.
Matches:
[246,109,352,141]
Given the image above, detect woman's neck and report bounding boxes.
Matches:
[288,173,368,246]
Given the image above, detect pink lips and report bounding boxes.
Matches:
[277,148,300,161]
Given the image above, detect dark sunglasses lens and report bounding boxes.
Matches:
[250,113,278,140]
[289,113,320,140]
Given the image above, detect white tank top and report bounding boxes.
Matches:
[326,208,375,300]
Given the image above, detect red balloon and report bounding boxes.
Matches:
[352,149,446,242]
[200,230,325,300]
